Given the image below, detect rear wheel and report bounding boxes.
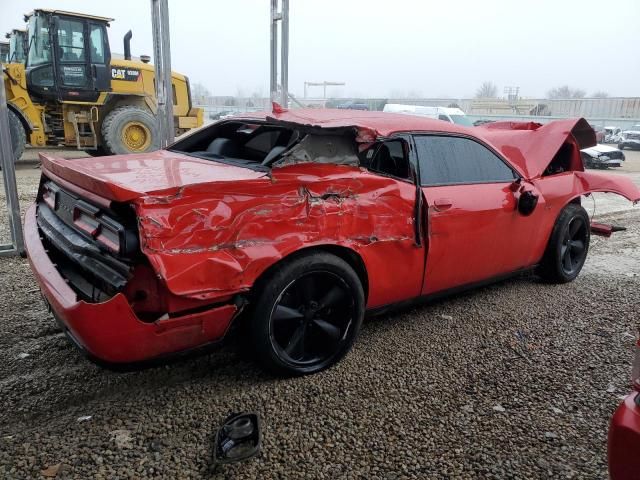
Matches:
[618,144,625,150]
[8,109,26,163]
[101,106,160,155]
[538,204,590,283]
[249,252,364,376]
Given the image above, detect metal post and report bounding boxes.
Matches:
[270,0,279,104]
[150,0,174,147]
[0,65,25,256]
[280,0,289,108]
[270,0,289,108]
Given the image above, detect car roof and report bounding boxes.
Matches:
[236,107,472,139]
[229,107,595,179]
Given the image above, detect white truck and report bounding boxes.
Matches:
[382,104,473,126]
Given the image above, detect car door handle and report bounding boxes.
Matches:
[433,198,453,211]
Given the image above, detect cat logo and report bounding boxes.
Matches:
[111,68,140,82]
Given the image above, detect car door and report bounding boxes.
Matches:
[88,23,111,93]
[52,16,100,102]
[414,134,540,295]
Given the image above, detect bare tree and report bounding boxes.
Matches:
[547,86,586,99]
[591,91,609,98]
[191,82,211,103]
[475,81,498,99]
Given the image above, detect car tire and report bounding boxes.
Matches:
[102,106,160,155]
[249,252,364,376]
[537,203,590,284]
[8,109,26,163]
[618,144,624,150]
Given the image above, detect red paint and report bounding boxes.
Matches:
[609,393,640,480]
[591,222,615,237]
[24,205,237,363]
[25,110,640,365]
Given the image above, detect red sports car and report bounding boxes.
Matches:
[24,108,640,374]
[609,339,640,479]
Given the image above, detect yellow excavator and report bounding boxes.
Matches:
[3,9,203,161]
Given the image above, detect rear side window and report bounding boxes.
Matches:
[415,135,515,186]
[364,140,410,180]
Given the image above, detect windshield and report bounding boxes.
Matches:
[9,34,26,63]
[450,115,474,127]
[27,14,52,66]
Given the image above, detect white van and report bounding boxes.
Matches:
[383,103,473,126]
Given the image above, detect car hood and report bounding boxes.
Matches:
[39,150,269,202]
[476,118,596,178]
[581,144,622,155]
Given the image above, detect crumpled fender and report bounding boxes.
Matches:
[573,170,640,203]
[134,163,422,307]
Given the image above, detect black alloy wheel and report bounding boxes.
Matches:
[269,271,354,367]
[538,203,590,283]
[250,252,364,375]
[560,216,588,276]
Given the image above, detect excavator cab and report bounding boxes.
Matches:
[6,29,28,64]
[25,9,112,103]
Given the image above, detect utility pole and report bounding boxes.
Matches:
[0,66,25,256]
[270,0,289,107]
[150,0,174,146]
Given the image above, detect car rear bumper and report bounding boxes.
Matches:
[24,204,238,366]
[608,392,640,480]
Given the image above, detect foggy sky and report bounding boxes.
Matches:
[2,0,639,99]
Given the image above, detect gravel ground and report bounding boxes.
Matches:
[0,150,639,479]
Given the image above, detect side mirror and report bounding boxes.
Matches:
[517,190,539,216]
[213,412,261,465]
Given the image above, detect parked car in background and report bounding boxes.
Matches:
[581,144,625,169]
[605,126,622,144]
[618,125,640,150]
[383,103,474,126]
[24,109,640,374]
[336,101,369,110]
[608,338,640,480]
[209,110,235,121]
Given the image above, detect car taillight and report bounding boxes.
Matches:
[632,339,640,392]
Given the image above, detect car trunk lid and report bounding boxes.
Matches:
[40,150,270,202]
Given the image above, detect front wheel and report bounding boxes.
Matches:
[537,204,590,283]
[249,252,364,376]
[8,109,26,163]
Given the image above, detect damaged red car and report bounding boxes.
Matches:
[608,338,640,480]
[24,108,640,375]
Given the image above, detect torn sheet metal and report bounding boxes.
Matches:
[135,163,422,307]
[477,118,596,179]
[274,134,358,167]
